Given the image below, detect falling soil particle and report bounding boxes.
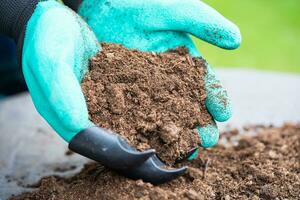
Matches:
[81,43,214,164]
[65,150,74,156]
[53,165,77,173]
[10,124,300,200]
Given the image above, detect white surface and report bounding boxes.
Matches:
[217,69,300,130]
[0,94,87,199]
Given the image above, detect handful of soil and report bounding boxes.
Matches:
[81,43,213,164]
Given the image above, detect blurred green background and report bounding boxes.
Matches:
[193,0,300,73]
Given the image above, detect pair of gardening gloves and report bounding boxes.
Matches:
[22,0,241,179]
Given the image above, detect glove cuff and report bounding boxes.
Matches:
[63,0,83,12]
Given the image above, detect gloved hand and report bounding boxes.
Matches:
[76,0,241,157]
[22,1,99,142]
[20,0,186,184]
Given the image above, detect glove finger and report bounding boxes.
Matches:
[153,0,241,49]
[187,148,199,161]
[197,121,219,148]
[186,121,219,161]
[23,60,91,142]
[204,64,232,122]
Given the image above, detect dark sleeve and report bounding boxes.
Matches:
[63,0,82,12]
[0,0,40,43]
[0,0,40,69]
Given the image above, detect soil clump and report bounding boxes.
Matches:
[81,43,213,164]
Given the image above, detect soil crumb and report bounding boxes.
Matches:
[81,43,213,164]
[65,150,74,156]
[11,124,300,200]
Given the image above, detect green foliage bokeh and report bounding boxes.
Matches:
[194,0,300,73]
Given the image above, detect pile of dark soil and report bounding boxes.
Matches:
[81,43,214,164]
[11,124,300,200]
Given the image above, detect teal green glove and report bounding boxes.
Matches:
[22,0,99,142]
[78,0,241,152]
